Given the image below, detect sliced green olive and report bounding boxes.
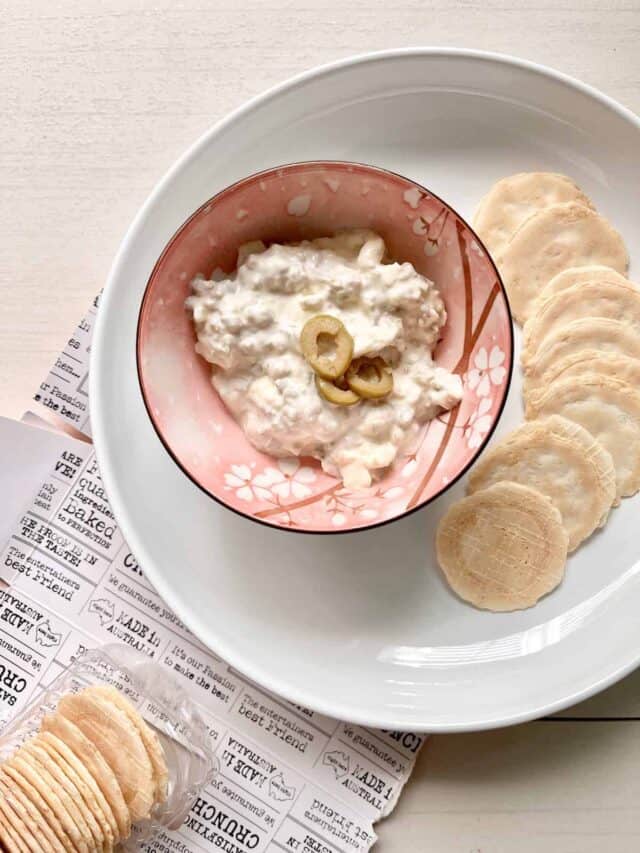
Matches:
[315,375,360,407]
[300,314,354,380]
[346,357,393,399]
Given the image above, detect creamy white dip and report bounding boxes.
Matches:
[186,230,462,489]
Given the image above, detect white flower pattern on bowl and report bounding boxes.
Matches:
[253,459,317,500]
[224,464,272,502]
[466,346,507,397]
[464,397,494,449]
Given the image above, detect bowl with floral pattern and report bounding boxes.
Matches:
[136,161,513,533]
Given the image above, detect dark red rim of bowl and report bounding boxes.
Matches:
[136,160,514,535]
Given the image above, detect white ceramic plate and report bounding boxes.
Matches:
[92,49,640,731]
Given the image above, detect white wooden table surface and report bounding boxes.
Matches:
[2,2,640,850]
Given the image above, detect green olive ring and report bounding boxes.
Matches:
[315,375,360,407]
[346,357,394,399]
[300,315,354,380]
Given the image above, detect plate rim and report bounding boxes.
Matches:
[91,47,640,732]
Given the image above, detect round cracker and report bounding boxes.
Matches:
[58,691,155,823]
[524,351,640,404]
[37,731,116,850]
[87,685,168,806]
[8,751,89,853]
[467,416,616,551]
[0,778,38,853]
[0,772,56,853]
[0,767,65,853]
[526,373,640,500]
[41,713,130,841]
[472,172,594,259]
[436,482,568,611]
[539,265,632,302]
[23,738,103,852]
[2,760,73,853]
[522,317,640,394]
[498,201,628,324]
[522,281,640,367]
[0,801,29,853]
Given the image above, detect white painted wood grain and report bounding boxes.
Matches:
[378,718,640,851]
[1,2,640,850]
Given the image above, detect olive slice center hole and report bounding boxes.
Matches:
[357,363,379,382]
[317,332,337,357]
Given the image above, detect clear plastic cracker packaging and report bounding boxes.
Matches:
[0,643,216,850]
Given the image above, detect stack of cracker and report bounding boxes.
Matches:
[0,685,168,852]
[437,173,638,612]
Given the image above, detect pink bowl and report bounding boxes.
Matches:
[137,162,513,533]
